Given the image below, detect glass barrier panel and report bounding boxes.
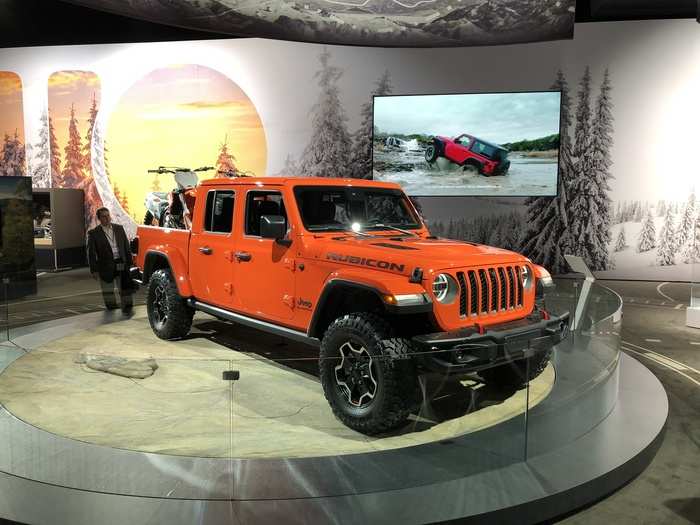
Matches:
[223,319,528,502]
[690,238,699,326]
[526,277,622,459]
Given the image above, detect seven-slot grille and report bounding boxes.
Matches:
[456,265,524,317]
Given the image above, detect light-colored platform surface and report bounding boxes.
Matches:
[0,307,554,458]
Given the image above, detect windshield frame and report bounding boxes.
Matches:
[292,185,425,234]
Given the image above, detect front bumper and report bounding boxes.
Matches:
[411,311,569,375]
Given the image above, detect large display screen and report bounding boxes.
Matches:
[372,91,562,197]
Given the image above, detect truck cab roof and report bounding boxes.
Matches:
[198,176,403,191]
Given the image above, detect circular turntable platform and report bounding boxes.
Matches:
[0,307,554,458]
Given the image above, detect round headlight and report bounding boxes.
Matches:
[521,265,533,290]
[432,273,458,304]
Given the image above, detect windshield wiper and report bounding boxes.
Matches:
[367,223,420,237]
[309,225,372,237]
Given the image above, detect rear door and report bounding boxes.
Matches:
[233,187,296,322]
[189,188,237,307]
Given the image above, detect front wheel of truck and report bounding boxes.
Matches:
[319,313,420,435]
[147,268,194,340]
[479,347,552,388]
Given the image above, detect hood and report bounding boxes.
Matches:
[315,234,528,274]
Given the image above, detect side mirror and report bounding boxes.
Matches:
[260,215,289,245]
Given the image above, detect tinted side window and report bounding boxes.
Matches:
[245,191,287,236]
[204,190,235,233]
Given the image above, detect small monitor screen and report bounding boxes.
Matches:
[372,91,562,197]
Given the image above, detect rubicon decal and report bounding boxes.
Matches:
[326,252,405,272]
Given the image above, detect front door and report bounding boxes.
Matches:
[233,188,295,322]
[189,189,237,308]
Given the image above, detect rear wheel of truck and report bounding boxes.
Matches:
[147,268,194,340]
[319,313,420,435]
[479,348,552,388]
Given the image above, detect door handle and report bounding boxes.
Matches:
[235,251,252,262]
[199,246,213,255]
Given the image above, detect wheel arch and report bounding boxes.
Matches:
[307,278,434,340]
[308,280,386,339]
[463,157,483,171]
[143,249,193,297]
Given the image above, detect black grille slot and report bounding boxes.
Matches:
[457,272,467,317]
[516,266,523,306]
[468,270,478,316]
[488,268,498,312]
[507,266,516,308]
[478,269,488,313]
[497,267,507,310]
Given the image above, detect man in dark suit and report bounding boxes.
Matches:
[87,207,133,313]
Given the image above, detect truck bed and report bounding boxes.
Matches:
[134,225,191,271]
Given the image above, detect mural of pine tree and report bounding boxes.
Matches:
[637,209,656,253]
[682,215,700,263]
[215,135,237,177]
[656,208,676,266]
[79,94,104,229]
[299,48,351,178]
[49,114,61,186]
[676,190,696,247]
[657,199,667,217]
[31,110,51,188]
[279,153,300,176]
[61,104,84,188]
[0,131,26,177]
[349,69,392,179]
[567,66,614,271]
[587,68,614,269]
[614,225,627,252]
[83,93,98,170]
[520,69,574,274]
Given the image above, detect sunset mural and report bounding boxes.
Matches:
[47,70,103,226]
[106,64,267,220]
[0,71,25,177]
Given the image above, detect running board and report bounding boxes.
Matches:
[189,300,319,347]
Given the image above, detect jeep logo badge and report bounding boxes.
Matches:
[326,252,405,273]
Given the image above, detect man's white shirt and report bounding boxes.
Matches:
[101,224,120,258]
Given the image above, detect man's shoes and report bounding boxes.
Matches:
[105,304,119,311]
[122,306,134,317]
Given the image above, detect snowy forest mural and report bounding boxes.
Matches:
[0,19,697,280]
[0,72,26,179]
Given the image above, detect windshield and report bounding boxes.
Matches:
[294,186,422,232]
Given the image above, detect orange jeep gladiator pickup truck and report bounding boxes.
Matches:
[131,177,568,434]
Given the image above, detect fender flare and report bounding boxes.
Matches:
[307,277,432,339]
[143,248,193,297]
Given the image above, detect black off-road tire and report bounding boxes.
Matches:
[319,313,420,435]
[144,210,154,225]
[147,268,194,340]
[480,348,552,388]
[425,143,439,163]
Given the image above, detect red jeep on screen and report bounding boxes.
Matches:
[425,134,511,176]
